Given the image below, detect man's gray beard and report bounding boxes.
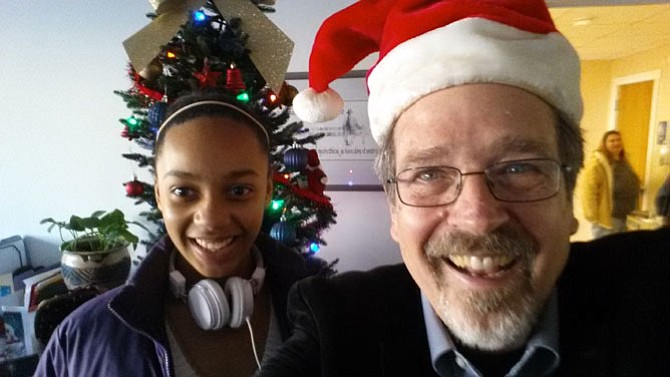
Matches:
[425,226,545,351]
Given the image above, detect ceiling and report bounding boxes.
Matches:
[548,3,670,60]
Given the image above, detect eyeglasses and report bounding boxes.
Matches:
[386,158,572,207]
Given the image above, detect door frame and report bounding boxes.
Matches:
[608,70,660,210]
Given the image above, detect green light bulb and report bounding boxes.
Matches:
[270,199,285,211]
[236,92,250,103]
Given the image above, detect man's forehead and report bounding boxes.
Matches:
[393,134,559,165]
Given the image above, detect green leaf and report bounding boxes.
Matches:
[100,209,124,228]
[118,229,139,248]
[90,210,106,218]
[69,216,86,231]
[80,216,101,230]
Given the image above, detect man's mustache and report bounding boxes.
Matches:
[424,225,539,260]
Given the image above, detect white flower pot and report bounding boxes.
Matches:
[60,243,131,291]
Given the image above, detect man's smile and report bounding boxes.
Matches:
[447,254,517,276]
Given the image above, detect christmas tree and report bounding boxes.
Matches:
[115,0,337,262]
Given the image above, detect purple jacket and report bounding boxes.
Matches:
[35,235,322,377]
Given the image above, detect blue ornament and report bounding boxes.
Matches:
[284,147,308,171]
[270,222,296,244]
[148,101,167,131]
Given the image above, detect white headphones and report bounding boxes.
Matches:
[168,246,266,330]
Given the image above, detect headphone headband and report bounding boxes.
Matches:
[156,100,270,144]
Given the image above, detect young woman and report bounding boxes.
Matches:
[36,91,324,377]
[580,130,640,238]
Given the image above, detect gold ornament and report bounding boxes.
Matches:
[280,83,299,106]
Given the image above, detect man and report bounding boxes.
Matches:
[260,0,670,375]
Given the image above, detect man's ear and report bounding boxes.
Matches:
[570,216,579,235]
[390,214,399,242]
[386,188,400,242]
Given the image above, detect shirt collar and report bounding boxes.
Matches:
[421,291,560,376]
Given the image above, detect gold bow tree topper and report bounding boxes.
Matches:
[123,0,293,94]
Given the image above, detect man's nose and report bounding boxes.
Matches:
[445,173,509,233]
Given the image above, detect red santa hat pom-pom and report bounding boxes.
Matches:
[292,87,344,123]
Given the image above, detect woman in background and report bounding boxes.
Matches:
[581,130,640,238]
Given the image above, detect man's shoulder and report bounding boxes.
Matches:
[567,228,670,268]
[290,263,426,336]
[560,228,670,304]
[558,229,670,372]
[313,263,412,289]
[296,263,417,307]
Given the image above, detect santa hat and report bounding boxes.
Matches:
[293,0,583,145]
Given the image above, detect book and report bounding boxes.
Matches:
[31,274,67,312]
[22,267,60,313]
[0,273,13,298]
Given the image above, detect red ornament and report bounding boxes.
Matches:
[124,178,144,197]
[121,126,130,138]
[225,64,246,93]
[193,58,222,88]
[136,83,164,102]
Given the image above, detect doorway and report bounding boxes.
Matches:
[610,71,660,211]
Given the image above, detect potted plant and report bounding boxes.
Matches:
[41,209,147,291]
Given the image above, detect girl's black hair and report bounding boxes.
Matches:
[154,90,271,159]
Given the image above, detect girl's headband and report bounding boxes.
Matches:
[156,100,270,144]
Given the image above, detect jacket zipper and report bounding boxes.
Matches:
[108,302,173,377]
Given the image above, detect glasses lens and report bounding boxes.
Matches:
[486,159,561,202]
[395,166,461,206]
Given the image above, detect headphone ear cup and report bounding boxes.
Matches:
[224,277,254,328]
[188,279,231,330]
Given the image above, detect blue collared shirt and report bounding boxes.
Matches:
[422,291,560,377]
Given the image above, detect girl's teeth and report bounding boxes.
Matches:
[195,238,232,251]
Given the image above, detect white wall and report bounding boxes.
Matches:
[0,0,398,272]
[318,191,402,273]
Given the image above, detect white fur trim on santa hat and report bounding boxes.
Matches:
[292,87,344,123]
[367,18,583,144]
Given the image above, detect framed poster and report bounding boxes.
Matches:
[658,121,667,145]
[286,71,382,191]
